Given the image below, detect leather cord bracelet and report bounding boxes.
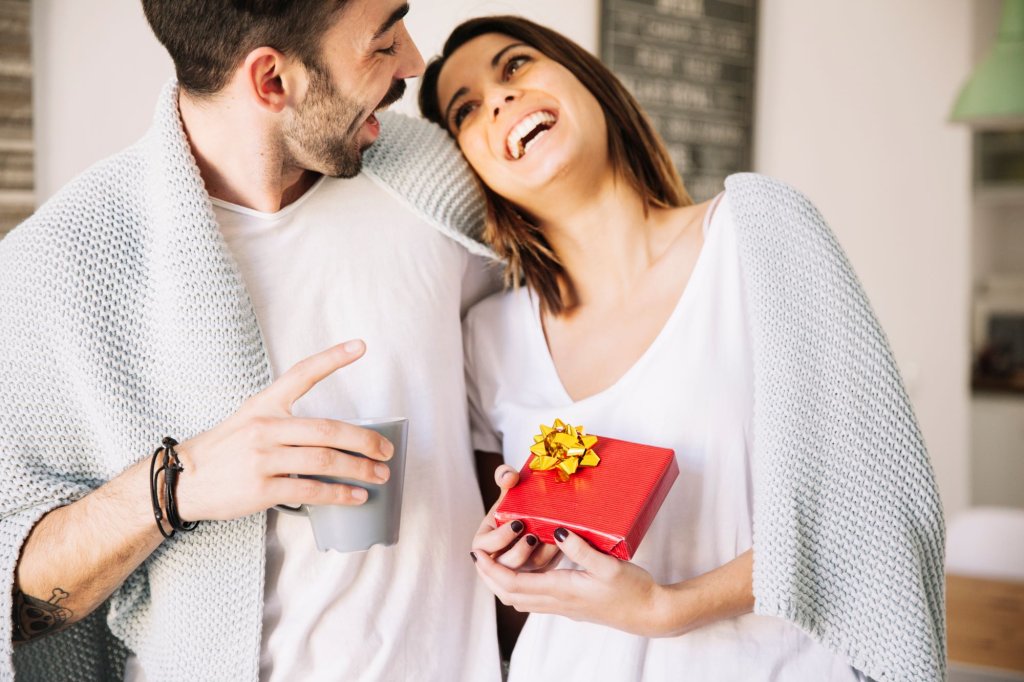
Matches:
[149,437,200,538]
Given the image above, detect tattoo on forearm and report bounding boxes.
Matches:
[11,588,73,643]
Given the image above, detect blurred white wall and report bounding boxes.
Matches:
[753,0,973,517]
[32,0,975,517]
[31,0,172,202]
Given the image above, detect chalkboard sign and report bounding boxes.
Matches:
[601,0,757,202]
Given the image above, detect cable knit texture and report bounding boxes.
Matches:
[0,81,943,680]
[725,173,946,681]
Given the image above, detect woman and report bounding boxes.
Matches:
[419,16,944,682]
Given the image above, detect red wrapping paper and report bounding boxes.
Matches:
[494,435,678,561]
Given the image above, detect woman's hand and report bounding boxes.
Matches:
[472,530,755,638]
[471,464,562,571]
[472,528,668,636]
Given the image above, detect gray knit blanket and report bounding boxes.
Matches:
[726,173,945,681]
[0,80,944,681]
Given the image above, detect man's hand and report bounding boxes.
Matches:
[13,339,393,644]
[174,339,393,522]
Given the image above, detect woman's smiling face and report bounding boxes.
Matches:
[435,33,609,208]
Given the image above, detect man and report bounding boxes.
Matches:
[0,1,501,679]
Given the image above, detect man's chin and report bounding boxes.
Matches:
[318,144,363,179]
[324,159,362,179]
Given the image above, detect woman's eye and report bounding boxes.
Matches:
[452,102,478,131]
[503,55,529,80]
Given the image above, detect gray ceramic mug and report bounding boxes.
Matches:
[276,417,409,553]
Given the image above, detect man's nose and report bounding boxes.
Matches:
[396,24,425,79]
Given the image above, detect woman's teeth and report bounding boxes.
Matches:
[506,111,557,160]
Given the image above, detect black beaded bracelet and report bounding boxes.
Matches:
[149,437,200,538]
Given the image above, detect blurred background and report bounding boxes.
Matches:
[1,0,1022,679]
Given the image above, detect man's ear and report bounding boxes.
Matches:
[241,47,297,113]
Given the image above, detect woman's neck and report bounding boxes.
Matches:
[531,176,692,311]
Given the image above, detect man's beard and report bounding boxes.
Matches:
[284,66,407,179]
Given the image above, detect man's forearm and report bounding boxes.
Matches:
[13,457,165,644]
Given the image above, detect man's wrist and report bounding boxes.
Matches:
[148,438,201,537]
[136,457,172,542]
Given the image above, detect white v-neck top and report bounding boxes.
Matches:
[463,193,858,681]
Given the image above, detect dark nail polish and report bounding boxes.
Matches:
[470,551,477,563]
[554,527,568,542]
[525,534,538,547]
[510,520,524,534]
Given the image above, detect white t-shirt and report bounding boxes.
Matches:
[463,193,858,682]
[126,173,501,681]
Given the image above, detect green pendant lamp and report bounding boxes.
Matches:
[951,0,1024,128]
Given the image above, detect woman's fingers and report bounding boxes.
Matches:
[473,548,566,604]
[473,518,525,554]
[495,533,542,569]
[483,464,520,516]
[521,542,562,572]
[553,528,618,580]
[476,565,560,614]
[493,464,519,490]
[473,548,524,605]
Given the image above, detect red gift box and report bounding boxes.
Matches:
[494,434,678,561]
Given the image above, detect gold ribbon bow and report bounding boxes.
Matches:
[529,419,600,482]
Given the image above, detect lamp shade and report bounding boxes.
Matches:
[951,0,1024,128]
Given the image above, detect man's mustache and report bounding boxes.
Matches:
[346,80,408,136]
[378,79,406,110]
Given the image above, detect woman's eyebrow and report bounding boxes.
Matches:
[490,42,528,67]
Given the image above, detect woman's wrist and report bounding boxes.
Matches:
[649,580,699,638]
[652,551,756,638]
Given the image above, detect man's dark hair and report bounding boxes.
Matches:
[142,0,348,97]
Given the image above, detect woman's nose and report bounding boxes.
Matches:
[492,94,516,119]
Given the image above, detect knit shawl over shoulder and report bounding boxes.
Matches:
[0,81,943,681]
[725,173,945,680]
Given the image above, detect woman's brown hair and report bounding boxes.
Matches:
[419,15,690,315]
